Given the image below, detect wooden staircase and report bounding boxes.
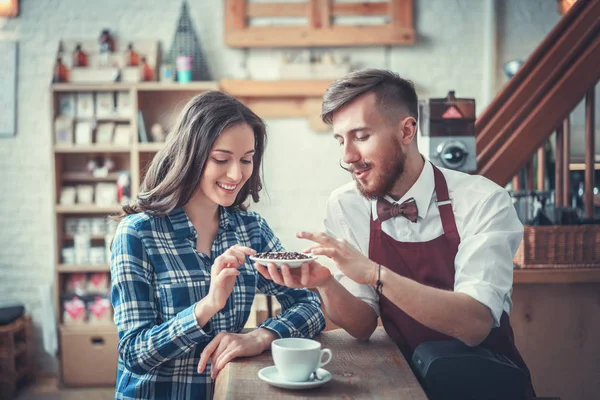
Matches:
[475,0,599,189]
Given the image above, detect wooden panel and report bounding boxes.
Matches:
[513,268,600,284]
[511,284,600,399]
[226,25,415,47]
[225,0,415,47]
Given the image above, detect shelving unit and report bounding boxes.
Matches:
[50,81,217,386]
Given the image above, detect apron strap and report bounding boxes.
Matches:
[432,164,460,248]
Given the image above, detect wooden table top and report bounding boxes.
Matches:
[213,327,428,399]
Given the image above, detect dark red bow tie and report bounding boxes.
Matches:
[377,197,418,223]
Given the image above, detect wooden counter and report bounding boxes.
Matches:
[214,327,428,400]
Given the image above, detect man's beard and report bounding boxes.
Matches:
[349,140,405,199]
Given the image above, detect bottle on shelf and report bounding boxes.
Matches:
[140,57,153,81]
[124,43,139,67]
[53,57,69,83]
[98,29,115,67]
[72,43,88,67]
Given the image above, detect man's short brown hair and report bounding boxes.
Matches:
[321,68,418,126]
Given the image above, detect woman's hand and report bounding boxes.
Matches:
[197,328,277,378]
[255,260,332,289]
[205,244,256,312]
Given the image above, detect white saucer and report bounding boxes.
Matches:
[250,254,318,268]
[257,366,332,389]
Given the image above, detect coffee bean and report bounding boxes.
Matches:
[254,251,311,260]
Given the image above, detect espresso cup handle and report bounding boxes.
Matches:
[318,348,333,368]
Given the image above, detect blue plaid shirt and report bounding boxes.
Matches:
[110,207,325,400]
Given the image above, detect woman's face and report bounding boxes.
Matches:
[198,123,255,207]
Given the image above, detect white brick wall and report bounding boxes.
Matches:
[0,0,562,374]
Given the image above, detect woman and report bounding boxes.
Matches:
[110,91,325,400]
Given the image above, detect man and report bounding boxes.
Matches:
[255,69,533,396]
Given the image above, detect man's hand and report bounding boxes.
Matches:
[197,328,277,379]
[255,260,332,289]
[297,231,377,285]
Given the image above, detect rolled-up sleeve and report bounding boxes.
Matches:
[324,194,380,317]
[254,216,326,339]
[110,219,213,375]
[454,189,523,327]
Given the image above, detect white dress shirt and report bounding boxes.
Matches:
[324,160,523,327]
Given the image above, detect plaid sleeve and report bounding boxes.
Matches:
[254,216,326,339]
[110,218,213,375]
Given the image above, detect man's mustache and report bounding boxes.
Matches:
[340,161,371,173]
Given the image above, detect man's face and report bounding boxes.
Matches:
[332,93,406,199]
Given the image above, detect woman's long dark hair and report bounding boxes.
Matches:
[120,91,266,217]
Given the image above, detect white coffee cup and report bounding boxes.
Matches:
[271,338,333,382]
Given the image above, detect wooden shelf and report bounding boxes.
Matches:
[57,264,110,273]
[136,81,218,91]
[138,142,165,152]
[52,83,133,92]
[59,324,116,334]
[54,145,131,154]
[52,81,219,92]
[513,268,600,284]
[220,79,333,98]
[55,205,122,214]
[62,172,120,182]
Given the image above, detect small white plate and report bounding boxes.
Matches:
[258,366,332,390]
[250,253,318,268]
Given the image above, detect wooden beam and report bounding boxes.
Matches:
[584,87,595,218]
[476,0,599,156]
[226,0,247,31]
[562,117,571,206]
[478,11,600,169]
[477,30,600,185]
[226,25,415,47]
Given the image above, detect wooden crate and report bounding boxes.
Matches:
[0,315,34,399]
[514,225,600,268]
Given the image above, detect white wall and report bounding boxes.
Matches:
[0,0,565,373]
